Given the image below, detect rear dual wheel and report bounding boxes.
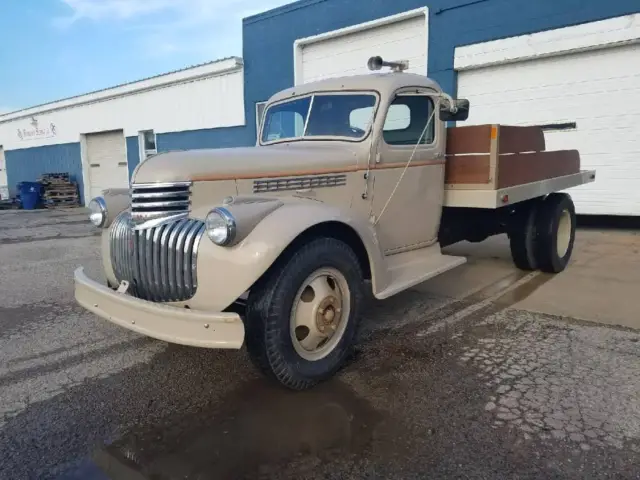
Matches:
[509,193,576,273]
[245,237,364,391]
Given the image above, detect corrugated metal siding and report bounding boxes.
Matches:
[5,143,84,201]
[126,136,139,181]
[156,126,253,152]
[242,0,640,144]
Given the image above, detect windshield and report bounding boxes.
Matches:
[260,93,377,144]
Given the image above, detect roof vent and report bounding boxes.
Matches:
[367,56,409,73]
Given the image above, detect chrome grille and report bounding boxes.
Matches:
[130,181,191,227]
[110,211,205,302]
[253,174,347,193]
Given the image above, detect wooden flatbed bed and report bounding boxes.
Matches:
[442,124,596,209]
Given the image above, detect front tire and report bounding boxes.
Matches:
[245,237,364,390]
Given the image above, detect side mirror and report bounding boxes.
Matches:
[439,99,470,122]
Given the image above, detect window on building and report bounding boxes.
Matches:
[139,130,157,160]
[382,95,435,146]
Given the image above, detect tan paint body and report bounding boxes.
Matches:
[74,71,589,349]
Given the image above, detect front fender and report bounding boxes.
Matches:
[101,188,131,229]
[188,199,386,312]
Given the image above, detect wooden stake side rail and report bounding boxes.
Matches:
[444,124,581,190]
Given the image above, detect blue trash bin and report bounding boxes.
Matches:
[20,182,41,210]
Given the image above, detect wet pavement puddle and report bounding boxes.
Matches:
[48,269,639,480]
[77,272,558,480]
[90,380,386,479]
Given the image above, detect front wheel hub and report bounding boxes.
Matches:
[290,268,351,361]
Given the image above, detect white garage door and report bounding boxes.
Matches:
[86,130,129,199]
[296,10,427,84]
[456,43,640,216]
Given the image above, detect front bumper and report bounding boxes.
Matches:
[74,267,245,349]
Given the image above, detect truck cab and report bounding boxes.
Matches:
[75,57,595,390]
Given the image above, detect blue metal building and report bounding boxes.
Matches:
[1,0,638,213]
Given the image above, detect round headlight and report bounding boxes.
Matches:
[88,197,107,228]
[205,207,236,246]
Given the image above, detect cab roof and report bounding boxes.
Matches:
[268,72,443,104]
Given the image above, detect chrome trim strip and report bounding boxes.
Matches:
[132,200,190,209]
[131,181,192,190]
[253,174,347,193]
[131,212,189,231]
[131,191,189,199]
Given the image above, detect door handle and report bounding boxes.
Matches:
[90,163,100,167]
[118,162,127,166]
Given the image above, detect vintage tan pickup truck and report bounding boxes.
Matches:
[75,57,595,390]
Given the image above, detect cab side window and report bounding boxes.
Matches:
[383,95,435,146]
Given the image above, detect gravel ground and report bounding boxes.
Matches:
[0,209,639,479]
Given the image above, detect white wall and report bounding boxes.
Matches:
[0,59,245,151]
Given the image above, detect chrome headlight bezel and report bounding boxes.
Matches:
[205,207,236,246]
[88,196,108,228]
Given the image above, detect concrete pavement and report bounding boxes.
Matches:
[0,209,639,479]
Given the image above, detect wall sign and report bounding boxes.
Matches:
[17,117,57,141]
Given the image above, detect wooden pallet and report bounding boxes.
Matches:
[39,172,80,208]
[44,196,79,204]
[44,190,78,198]
[39,173,70,184]
[45,201,80,208]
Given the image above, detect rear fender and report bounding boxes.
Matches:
[189,199,387,311]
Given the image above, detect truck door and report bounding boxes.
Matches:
[370,90,445,254]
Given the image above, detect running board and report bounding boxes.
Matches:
[375,244,467,300]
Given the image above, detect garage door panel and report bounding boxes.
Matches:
[302,21,424,61]
[462,77,640,107]
[86,130,128,199]
[457,43,640,215]
[299,15,426,84]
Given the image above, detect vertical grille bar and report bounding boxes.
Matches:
[144,228,154,300]
[152,225,164,301]
[182,222,201,292]
[191,224,206,290]
[137,230,147,298]
[166,221,180,302]
[160,224,171,301]
[109,211,203,302]
[174,220,188,301]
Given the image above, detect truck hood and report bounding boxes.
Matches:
[132,144,361,184]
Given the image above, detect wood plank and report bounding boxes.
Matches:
[445,154,491,184]
[497,150,581,189]
[446,125,492,154]
[498,126,546,154]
